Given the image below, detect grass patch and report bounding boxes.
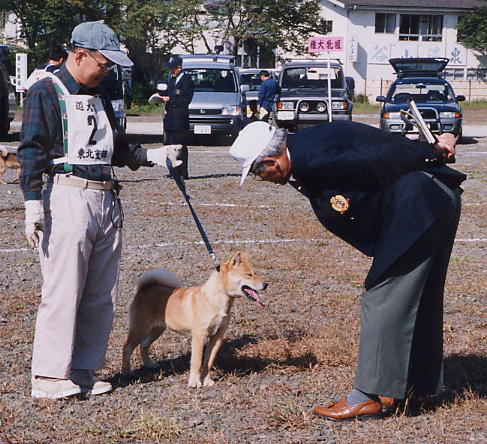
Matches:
[114,410,182,440]
[353,102,381,114]
[127,103,162,115]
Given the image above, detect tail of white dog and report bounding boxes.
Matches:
[137,268,182,291]
[0,146,8,158]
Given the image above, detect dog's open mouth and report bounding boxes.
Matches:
[242,285,266,307]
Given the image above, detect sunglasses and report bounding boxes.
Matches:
[84,50,114,71]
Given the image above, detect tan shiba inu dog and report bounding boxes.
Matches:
[122,252,267,388]
[0,146,20,185]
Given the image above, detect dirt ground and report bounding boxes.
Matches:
[0,111,486,443]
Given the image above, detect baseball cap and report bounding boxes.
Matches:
[229,122,276,185]
[71,21,133,67]
[165,55,183,68]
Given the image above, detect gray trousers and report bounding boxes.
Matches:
[32,182,122,379]
[355,178,461,399]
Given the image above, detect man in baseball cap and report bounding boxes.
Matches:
[18,20,181,400]
[70,21,133,67]
[229,120,464,421]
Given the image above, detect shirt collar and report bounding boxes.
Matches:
[56,64,99,95]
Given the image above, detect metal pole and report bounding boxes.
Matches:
[327,53,332,122]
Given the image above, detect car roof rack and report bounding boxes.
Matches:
[181,54,235,64]
[283,57,343,64]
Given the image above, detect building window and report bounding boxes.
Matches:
[399,15,443,41]
[324,20,333,34]
[444,68,465,80]
[457,16,466,42]
[375,13,396,33]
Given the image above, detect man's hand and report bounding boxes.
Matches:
[161,96,170,103]
[146,145,183,168]
[165,144,183,168]
[434,133,456,163]
[25,200,44,248]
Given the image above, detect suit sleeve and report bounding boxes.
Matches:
[168,76,194,108]
[291,122,444,190]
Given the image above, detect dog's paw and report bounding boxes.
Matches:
[203,377,215,387]
[187,375,202,388]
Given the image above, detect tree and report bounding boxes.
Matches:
[202,0,327,63]
[0,0,123,69]
[457,5,487,55]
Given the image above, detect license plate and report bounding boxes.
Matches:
[277,111,294,120]
[194,125,211,134]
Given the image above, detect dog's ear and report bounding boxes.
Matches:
[229,252,242,267]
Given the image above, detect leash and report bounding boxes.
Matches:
[166,160,220,271]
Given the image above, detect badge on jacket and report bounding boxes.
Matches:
[175,89,181,95]
[330,195,349,214]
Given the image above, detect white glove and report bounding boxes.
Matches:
[25,200,44,248]
[146,145,183,168]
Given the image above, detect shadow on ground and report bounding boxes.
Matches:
[394,353,487,417]
[112,334,317,388]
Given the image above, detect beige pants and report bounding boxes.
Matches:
[32,182,122,378]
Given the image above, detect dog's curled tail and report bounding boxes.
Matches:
[137,268,182,291]
[0,146,8,159]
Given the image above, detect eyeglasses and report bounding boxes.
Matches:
[85,50,114,71]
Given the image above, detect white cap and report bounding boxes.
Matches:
[229,122,276,185]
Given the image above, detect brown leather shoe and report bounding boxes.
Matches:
[313,396,382,421]
[378,396,396,407]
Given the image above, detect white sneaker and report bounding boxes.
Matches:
[70,369,113,395]
[31,377,82,399]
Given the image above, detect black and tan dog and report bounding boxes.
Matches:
[0,146,20,184]
[122,252,267,388]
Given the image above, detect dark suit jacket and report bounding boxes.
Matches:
[288,121,466,289]
[164,72,194,132]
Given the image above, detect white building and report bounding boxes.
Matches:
[309,0,486,99]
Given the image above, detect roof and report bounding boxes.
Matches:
[333,0,484,9]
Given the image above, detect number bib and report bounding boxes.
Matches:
[48,74,114,166]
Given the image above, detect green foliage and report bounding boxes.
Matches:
[0,0,123,70]
[457,6,487,55]
[0,0,325,82]
[203,0,326,60]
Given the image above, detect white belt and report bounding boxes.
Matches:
[51,174,113,191]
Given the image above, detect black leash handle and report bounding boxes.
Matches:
[166,160,220,270]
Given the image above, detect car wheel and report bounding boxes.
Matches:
[0,121,9,138]
[456,128,463,144]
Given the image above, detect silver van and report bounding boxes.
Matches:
[181,55,248,140]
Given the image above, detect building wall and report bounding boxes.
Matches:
[279,1,487,100]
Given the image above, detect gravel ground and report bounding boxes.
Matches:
[0,111,486,443]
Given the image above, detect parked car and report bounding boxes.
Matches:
[0,45,16,138]
[377,58,464,139]
[273,60,354,132]
[100,65,127,133]
[158,54,248,141]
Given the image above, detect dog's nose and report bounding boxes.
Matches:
[262,282,268,290]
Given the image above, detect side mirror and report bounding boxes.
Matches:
[456,95,465,102]
[157,82,168,93]
[240,84,250,93]
[376,96,386,102]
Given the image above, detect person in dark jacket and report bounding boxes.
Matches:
[160,55,194,179]
[257,70,278,122]
[230,121,465,420]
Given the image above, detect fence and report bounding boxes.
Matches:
[364,79,487,103]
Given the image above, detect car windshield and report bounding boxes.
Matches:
[184,68,237,92]
[281,66,343,89]
[388,82,455,103]
[240,73,262,91]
